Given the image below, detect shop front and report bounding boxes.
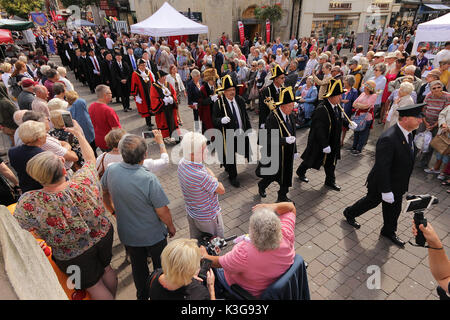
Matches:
[389,0,420,28]
[311,14,360,41]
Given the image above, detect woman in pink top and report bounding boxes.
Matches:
[351,80,378,156]
[200,202,296,298]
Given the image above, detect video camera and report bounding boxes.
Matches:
[405,194,439,247]
[197,233,237,282]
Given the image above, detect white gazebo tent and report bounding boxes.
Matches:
[412,12,450,55]
[130,2,208,37]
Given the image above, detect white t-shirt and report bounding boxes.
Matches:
[386,27,395,37]
[96,152,170,174]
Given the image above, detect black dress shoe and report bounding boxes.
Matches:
[380,232,405,248]
[343,209,361,229]
[258,184,266,198]
[325,181,341,191]
[127,107,133,111]
[229,177,240,188]
[297,174,309,183]
[276,196,294,204]
[123,108,128,112]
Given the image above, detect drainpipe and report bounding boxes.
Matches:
[296,0,303,39]
[290,0,295,38]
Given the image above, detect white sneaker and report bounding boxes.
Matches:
[424,168,440,174]
[437,174,446,181]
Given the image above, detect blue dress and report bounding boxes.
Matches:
[48,36,56,55]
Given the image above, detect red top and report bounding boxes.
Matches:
[88,102,121,150]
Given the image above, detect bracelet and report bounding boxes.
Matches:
[159,143,165,148]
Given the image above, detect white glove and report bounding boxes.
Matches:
[167,96,174,104]
[382,192,395,204]
[163,96,170,105]
[349,121,358,131]
[221,116,231,124]
[286,136,296,144]
[135,95,142,104]
[294,153,300,160]
[211,94,218,102]
[323,146,331,154]
[193,102,198,109]
[260,123,265,129]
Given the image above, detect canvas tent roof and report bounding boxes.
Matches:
[0,19,34,31]
[130,2,208,37]
[412,12,450,54]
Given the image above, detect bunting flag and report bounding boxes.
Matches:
[30,12,48,26]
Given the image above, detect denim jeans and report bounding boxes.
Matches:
[352,121,372,152]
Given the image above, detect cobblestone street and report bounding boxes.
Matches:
[2,55,449,300]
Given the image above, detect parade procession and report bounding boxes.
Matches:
[0,0,449,309]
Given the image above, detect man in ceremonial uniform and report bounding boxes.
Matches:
[259,64,285,129]
[296,78,344,191]
[199,68,220,135]
[150,70,180,143]
[87,49,103,94]
[212,75,252,188]
[256,87,299,202]
[343,104,424,248]
[131,59,155,129]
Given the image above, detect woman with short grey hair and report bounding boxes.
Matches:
[199,202,297,298]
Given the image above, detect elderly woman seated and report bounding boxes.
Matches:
[148,238,216,300]
[200,202,296,298]
[13,120,117,300]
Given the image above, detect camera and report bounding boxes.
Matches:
[198,233,237,256]
[142,131,155,139]
[405,194,439,247]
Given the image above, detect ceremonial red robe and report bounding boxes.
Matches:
[150,81,179,138]
[130,70,154,118]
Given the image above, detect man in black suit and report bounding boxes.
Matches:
[101,51,117,98]
[85,37,100,57]
[343,104,425,248]
[212,75,252,188]
[212,45,224,78]
[296,78,344,191]
[259,64,285,128]
[257,87,299,203]
[78,49,89,86]
[112,53,132,111]
[64,39,76,70]
[124,47,138,73]
[86,49,102,93]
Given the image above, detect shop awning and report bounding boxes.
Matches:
[424,4,450,11]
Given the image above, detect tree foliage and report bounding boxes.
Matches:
[0,0,44,19]
[254,3,283,23]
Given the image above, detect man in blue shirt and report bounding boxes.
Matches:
[101,134,176,300]
[272,37,284,55]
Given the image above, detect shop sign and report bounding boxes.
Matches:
[329,1,352,10]
[371,2,391,11]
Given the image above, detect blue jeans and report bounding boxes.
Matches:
[214,268,242,299]
[353,121,372,152]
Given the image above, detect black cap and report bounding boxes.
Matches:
[397,103,426,118]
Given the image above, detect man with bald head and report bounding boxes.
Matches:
[32,85,50,117]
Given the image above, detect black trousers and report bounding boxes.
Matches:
[296,161,336,184]
[125,238,167,300]
[345,186,403,236]
[258,177,289,199]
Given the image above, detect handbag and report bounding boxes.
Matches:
[351,112,369,132]
[0,175,20,206]
[430,134,450,155]
[249,83,259,100]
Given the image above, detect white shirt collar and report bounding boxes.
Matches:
[397,123,412,142]
[280,109,288,121]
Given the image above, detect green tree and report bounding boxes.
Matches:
[254,3,283,42]
[0,0,44,19]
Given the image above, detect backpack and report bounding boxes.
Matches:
[8,76,22,98]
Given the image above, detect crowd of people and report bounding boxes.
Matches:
[0,22,449,301]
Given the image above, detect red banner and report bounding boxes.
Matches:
[238,21,245,46]
[266,19,271,43]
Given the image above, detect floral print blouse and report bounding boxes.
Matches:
[14,161,111,261]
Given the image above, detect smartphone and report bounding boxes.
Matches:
[61,111,74,127]
[404,195,436,213]
[142,131,155,139]
[198,258,212,282]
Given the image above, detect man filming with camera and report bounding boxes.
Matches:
[199,202,296,299]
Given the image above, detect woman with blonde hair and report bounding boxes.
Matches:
[384,81,415,129]
[148,238,215,300]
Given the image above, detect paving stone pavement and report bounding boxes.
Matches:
[5,55,448,300]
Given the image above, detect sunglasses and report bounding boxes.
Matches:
[431,87,442,90]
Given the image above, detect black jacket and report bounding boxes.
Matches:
[212,94,252,163]
[259,83,281,127]
[123,54,138,73]
[366,124,416,196]
[111,60,132,96]
[301,99,342,169]
[256,108,297,187]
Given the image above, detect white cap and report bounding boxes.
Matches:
[374,52,385,57]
